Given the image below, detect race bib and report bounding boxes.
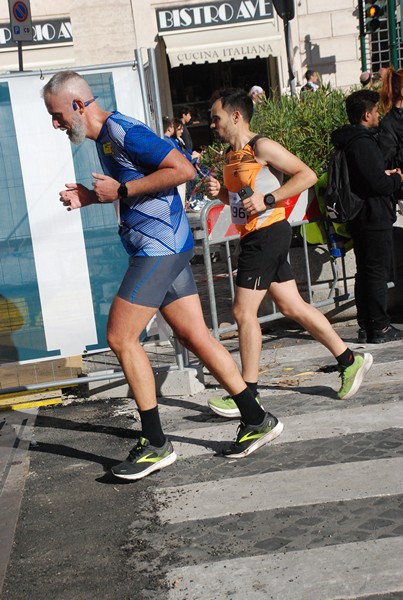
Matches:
[229,191,247,224]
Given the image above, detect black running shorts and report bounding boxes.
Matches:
[117,249,197,308]
[236,220,294,290]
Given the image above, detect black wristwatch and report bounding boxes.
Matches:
[263,193,276,208]
[118,183,128,200]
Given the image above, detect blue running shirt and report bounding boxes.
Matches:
[96,112,194,257]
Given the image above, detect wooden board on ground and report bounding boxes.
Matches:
[0,356,82,390]
[0,389,62,411]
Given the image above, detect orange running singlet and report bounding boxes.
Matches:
[223,138,286,238]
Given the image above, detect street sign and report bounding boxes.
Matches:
[8,0,33,42]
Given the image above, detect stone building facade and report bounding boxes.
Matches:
[0,1,363,146]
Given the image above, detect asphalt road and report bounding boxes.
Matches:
[1,327,403,600]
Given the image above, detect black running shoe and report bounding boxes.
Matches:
[111,437,177,481]
[222,412,284,458]
[369,324,403,344]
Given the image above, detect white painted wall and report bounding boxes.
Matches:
[0,1,363,93]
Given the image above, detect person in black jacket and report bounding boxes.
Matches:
[332,89,403,343]
[174,106,193,152]
[378,67,403,172]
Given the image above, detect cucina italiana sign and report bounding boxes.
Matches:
[0,19,72,46]
[174,42,276,63]
[157,0,274,32]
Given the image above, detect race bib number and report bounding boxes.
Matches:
[229,192,247,224]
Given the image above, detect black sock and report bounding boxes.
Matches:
[245,381,258,398]
[336,348,354,368]
[139,406,166,447]
[232,387,265,425]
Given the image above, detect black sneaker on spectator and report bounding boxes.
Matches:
[357,328,368,343]
[370,324,403,344]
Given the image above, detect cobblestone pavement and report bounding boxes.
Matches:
[1,326,403,600]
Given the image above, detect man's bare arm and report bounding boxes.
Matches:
[92,148,196,203]
[254,138,317,200]
[241,137,317,215]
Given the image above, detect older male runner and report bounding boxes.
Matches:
[42,72,284,480]
[206,88,373,418]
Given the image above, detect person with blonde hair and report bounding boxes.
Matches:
[378,67,403,171]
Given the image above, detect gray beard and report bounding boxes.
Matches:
[68,116,86,145]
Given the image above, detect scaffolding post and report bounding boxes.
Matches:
[147,47,164,139]
[134,48,152,127]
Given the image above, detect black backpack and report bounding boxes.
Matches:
[325,144,364,223]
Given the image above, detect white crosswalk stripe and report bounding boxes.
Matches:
[156,457,403,524]
[154,394,403,599]
[167,537,403,600]
[165,400,403,459]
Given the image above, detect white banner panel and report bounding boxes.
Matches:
[8,75,98,357]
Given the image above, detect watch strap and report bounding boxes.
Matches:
[118,183,128,200]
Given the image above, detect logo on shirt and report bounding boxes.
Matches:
[102,142,113,155]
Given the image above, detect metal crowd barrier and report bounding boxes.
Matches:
[2,190,400,399]
[193,190,354,340]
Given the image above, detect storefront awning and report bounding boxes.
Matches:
[162,21,283,67]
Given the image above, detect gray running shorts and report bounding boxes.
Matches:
[117,250,197,308]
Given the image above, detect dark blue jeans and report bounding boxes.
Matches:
[349,226,394,332]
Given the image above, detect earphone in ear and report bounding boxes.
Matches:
[72,97,97,111]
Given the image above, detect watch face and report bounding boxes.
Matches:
[264,193,275,207]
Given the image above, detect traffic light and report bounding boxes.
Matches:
[365,1,385,33]
[273,0,295,21]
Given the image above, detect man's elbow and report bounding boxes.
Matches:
[183,162,196,183]
[306,168,318,188]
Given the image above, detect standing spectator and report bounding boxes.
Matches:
[301,69,320,92]
[175,106,193,152]
[378,67,403,173]
[42,71,283,474]
[173,118,190,155]
[248,85,266,105]
[360,71,372,88]
[378,67,389,82]
[205,88,373,418]
[163,117,180,150]
[332,89,403,343]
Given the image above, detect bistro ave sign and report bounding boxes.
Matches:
[157,0,274,31]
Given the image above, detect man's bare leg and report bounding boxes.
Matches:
[108,296,181,481]
[210,278,371,419]
[161,294,253,396]
[231,286,268,383]
[107,296,159,410]
[269,280,347,357]
[162,293,283,457]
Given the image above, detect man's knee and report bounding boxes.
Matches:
[232,303,245,324]
[277,297,307,320]
[107,326,140,354]
[106,328,121,353]
[233,302,258,326]
[279,303,298,319]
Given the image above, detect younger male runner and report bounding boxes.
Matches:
[206,89,373,418]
